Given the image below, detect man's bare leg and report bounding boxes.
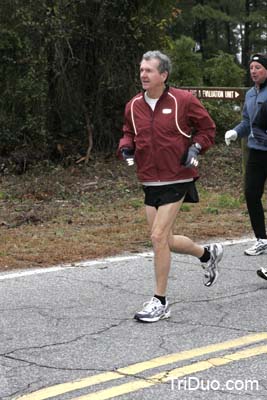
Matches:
[168,234,205,257]
[146,201,205,296]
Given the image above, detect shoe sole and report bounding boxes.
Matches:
[204,244,223,287]
[257,269,267,280]
[134,310,171,323]
[244,249,267,256]
[204,270,219,287]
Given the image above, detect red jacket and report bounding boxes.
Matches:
[118,86,215,183]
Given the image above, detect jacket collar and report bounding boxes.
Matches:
[142,84,169,99]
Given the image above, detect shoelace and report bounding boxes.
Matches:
[142,299,161,312]
[253,241,266,250]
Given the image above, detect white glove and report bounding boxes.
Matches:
[225,130,238,146]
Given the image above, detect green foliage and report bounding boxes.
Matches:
[130,198,143,209]
[203,193,243,215]
[191,4,232,22]
[180,204,191,212]
[204,51,245,86]
[169,1,241,59]
[170,0,267,65]
[201,52,245,139]
[0,2,49,153]
[0,0,178,159]
[215,193,242,208]
[167,36,203,86]
[204,207,219,215]
[202,101,241,142]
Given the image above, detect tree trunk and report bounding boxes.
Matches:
[84,107,93,164]
[243,0,251,85]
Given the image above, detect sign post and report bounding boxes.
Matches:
[181,87,248,101]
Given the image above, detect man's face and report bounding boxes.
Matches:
[140,58,167,93]
[250,61,267,86]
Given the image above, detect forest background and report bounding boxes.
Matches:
[0,0,267,270]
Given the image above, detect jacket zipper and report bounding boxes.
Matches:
[150,100,161,182]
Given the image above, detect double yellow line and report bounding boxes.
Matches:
[17,332,267,400]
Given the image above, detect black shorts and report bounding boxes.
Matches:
[143,181,199,208]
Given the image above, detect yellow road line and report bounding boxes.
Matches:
[17,332,267,400]
[73,344,267,400]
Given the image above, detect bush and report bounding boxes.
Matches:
[167,36,203,86]
[202,100,242,142]
[204,51,245,87]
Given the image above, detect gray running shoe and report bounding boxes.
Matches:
[257,267,267,280]
[244,239,267,256]
[202,243,224,287]
[134,297,171,322]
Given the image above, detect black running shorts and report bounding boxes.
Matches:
[143,181,199,209]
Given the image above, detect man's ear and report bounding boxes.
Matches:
[161,71,168,83]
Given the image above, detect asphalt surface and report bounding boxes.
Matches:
[1,239,267,400]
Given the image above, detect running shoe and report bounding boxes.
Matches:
[257,267,267,280]
[202,243,224,287]
[134,297,171,322]
[244,239,267,256]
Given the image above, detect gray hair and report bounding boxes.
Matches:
[141,50,172,76]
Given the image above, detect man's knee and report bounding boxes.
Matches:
[151,230,168,249]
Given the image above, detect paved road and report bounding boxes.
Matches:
[1,239,267,400]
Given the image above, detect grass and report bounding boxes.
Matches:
[0,143,252,271]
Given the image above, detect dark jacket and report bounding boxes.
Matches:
[118,86,215,183]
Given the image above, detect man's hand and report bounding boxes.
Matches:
[225,130,237,146]
[184,144,201,168]
[121,148,135,166]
